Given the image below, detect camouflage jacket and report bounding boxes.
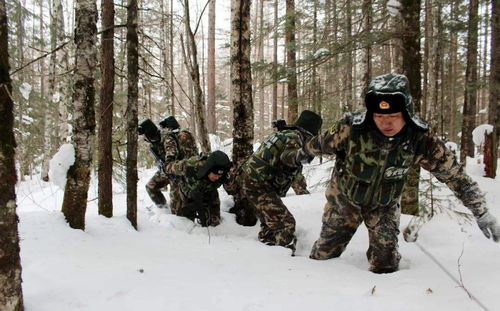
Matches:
[306,114,486,216]
[242,129,305,197]
[161,128,198,163]
[164,155,224,202]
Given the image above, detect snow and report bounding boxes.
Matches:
[19,82,32,100]
[314,48,329,58]
[472,124,494,146]
[48,143,75,190]
[52,91,61,103]
[387,0,401,16]
[17,157,500,311]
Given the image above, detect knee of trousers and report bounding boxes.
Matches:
[367,245,401,272]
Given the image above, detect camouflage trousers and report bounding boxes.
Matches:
[310,179,401,273]
[291,172,310,195]
[171,186,221,226]
[240,172,296,249]
[145,170,170,207]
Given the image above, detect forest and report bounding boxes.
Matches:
[0,0,499,309]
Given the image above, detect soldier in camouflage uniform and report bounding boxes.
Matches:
[240,110,323,254]
[145,116,198,209]
[163,150,232,226]
[306,73,500,273]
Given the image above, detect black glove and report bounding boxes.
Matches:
[295,148,314,165]
[195,208,210,227]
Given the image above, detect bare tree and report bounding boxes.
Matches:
[271,0,278,122]
[181,0,210,153]
[399,0,422,216]
[285,0,298,123]
[487,0,499,178]
[231,0,254,167]
[0,1,24,308]
[126,0,139,229]
[98,0,115,218]
[207,0,216,134]
[61,0,97,230]
[460,0,479,164]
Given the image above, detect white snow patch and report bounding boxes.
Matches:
[472,124,494,146]
[48,143,75,190]
[387,0,401,16]
[20,82,32,100]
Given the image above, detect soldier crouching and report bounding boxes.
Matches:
[239,110,323,255]
[307,73,500,273]
[163,150,232,226]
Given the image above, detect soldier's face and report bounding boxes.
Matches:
[208,170,225,182]
[373,112,406,137]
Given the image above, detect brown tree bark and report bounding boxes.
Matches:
[230,0,254,168]
[98,0,115,218]
[126,0,138,229]
[207,0,216,134]
[488,0,499,178]
[460,0,479,164]
[271,0,278,122]
[61,0,97,230]
[285,0,298,123]
[400,0,422,216]
[0,1,24,308]
[182,0,211,153]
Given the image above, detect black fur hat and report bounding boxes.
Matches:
[294,110,323,136]
[197,150,232,179]
[159,115,180,130]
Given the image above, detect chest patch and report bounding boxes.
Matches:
[384,166,409,179]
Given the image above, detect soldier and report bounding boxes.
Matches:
[272,119,311,196]
[144,115,198,209]
[306,73,500,273]
[239,110,323,255]
[163,150,232,226]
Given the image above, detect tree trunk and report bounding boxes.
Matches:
[42,0,54,181]
[344,0,353,112]
[488,0,499,176]
[182,0,211,153]
[0,1,24,308]
[126,0,138,229]
[361,0,372,95]
[285,0,298,123]
[98,0,114,218]
[170,0,175,115]
[399,0,422,216]
[38,0,49,182]
[207,0,216,134]
[271,0,278,122]
[460,0,479,164]
[61,0,97,230]
[230,0,254,168]
[449,0,459,142]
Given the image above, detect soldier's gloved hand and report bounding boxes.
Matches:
[476,211,500,242]
[295,148,314,165]
[195,208,210,227]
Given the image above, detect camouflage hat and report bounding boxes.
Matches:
[294,110,323,136]
[362,73,428,131]
[159,115,180,130]
[197,150,232,179]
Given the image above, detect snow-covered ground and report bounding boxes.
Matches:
[17,158,500,311]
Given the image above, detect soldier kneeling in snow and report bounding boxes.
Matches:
[163,150,232,226]
[306,73,500,273]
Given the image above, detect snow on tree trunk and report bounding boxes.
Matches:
[230,0,254,168]
[98,0,114,218]
[126,0,138,230]
[0,0,24,309]
[61,0,97,230]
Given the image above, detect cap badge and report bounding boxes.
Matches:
[379,101,390,109]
